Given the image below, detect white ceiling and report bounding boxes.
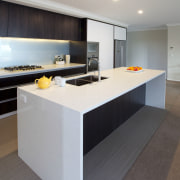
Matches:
[4,0,180,30]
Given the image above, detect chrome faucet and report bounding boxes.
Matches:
[88,58,101,82]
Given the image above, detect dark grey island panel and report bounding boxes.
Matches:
[83,84,146,155]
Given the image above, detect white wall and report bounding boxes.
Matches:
[126,30,167,73]
[87,20,114,70]
[168,25,180,81]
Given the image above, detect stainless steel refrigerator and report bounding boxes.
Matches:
[114,40,126,68]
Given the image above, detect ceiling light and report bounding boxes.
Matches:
[138,10,143,14]
[112,0,120,2]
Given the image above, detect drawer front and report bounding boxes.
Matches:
[0,99,17,115]
[0,88,17,101]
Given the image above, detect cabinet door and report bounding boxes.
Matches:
[8,3,81,40]
[0,1,8,36]
[55,14,81,41]
[8,4,39,38]
[8,4,55,39]
[87,19,114,70]
[70,17,81,41]
[114,26,127,40]
[0,99,17,115]
[38,10,55,39]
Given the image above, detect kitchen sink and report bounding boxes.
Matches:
[66,79,92,86]
[66,75,108,86]
[79,75,108,82]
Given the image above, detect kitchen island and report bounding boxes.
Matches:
[17,67,166,180]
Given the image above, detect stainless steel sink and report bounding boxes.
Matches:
[66,75,108,86]
[80,75,108,82]
[66,79,92,86]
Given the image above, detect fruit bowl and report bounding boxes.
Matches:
[126,66,143,72]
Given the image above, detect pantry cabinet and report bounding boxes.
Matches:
[87,19,114,70]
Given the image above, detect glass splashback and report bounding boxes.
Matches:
[0,38,69,68]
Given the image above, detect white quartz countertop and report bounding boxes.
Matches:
[18,67,165,114]
[0,63,86,78]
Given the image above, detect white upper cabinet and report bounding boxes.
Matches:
[87,19,114,70]
[114,26,127,40]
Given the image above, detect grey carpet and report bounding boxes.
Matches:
[0,80,179,180]
[124,110,180,180]
[124,80,180,180]
[84,106,166,180]
[0,151,40,180]
[0,106,166,180]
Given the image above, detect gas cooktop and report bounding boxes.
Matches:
[4,65,43,72]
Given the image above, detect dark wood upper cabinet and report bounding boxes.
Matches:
[41,11,55,39]
[0,1,9,36]
[8,3,55,39]
[7,2,81,40]
[54,13,81,41]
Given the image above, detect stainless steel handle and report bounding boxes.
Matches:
[0,97,17,104]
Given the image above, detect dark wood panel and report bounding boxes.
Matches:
[130,84,146,114]
[0,1,9,36]
[0,99,17,115]
[55,13,81,41]
[70,41,87,68]
[0,88,17,101]
[0,74,34,88]
[80,18,87,41]
[83,84,146,155]
[8,3,55,39]
[8,3,35,38]
[42,66,86,78]
[37,10,55,39]
[7,2,82,40]
[83,100,116,155]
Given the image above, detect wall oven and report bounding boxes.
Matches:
[87,42,99,72]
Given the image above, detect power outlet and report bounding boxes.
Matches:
[20,94,27,103]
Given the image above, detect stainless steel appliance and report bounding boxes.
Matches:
[87,42,99,72]
[114,40,126,68]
